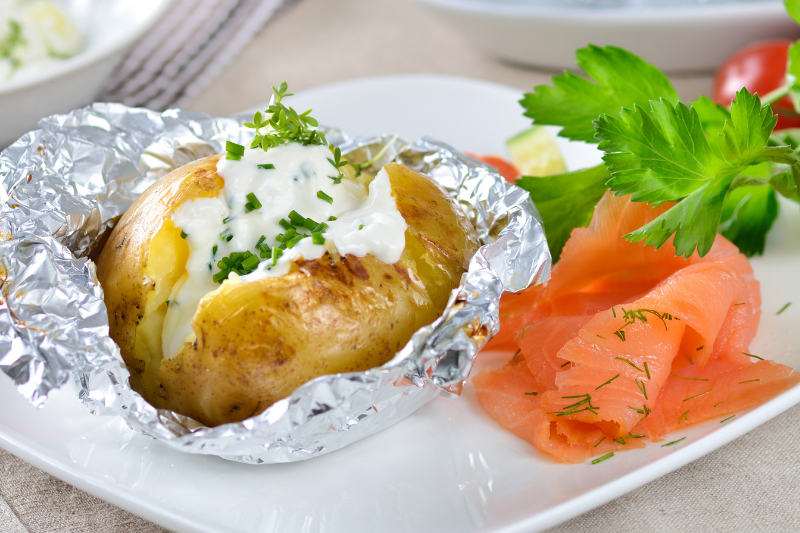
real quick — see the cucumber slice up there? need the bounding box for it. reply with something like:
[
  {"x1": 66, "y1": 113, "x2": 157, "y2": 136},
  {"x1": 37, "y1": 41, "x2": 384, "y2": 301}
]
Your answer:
[{"x1": 506, "y1": 126, "x2": 568, "y2": 177}]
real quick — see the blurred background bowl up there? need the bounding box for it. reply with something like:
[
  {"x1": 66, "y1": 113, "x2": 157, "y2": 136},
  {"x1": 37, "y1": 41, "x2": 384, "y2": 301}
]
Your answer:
[
  {"x1": 413, "y1": 0, "x2": 799, "y2": 74},
  {"x1": 0, "y1": 0, "x2": 171, "y2": 148}
]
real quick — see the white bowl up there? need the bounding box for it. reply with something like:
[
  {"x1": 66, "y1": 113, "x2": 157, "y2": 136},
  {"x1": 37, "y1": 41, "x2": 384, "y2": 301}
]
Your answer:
[
  {"x1": 0, "y1": 0, "x2": 171, "y2": 148},
  {"x1": 413, "y1": 0, "x2": 800, "y2": 74}
]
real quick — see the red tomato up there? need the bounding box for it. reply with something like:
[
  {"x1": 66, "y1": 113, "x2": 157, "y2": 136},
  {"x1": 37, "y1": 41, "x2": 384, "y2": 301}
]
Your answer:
[
  {"x1": 467, "y1": 153, "x2": 520, "y2": 184},
  {"x1": 713, "y1": 39, "x2": 800, "y2": 130}
]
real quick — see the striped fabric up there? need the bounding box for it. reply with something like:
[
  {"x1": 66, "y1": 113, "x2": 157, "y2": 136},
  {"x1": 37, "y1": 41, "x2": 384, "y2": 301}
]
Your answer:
[{"x1": 98, "y1": 0, "x2": 292, "y2": 110}]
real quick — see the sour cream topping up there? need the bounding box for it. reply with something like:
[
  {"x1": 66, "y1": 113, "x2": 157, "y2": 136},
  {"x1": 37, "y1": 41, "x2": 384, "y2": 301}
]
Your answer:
[{"x1": 161, "y1": 143, "x2": 408, "y2": 359}]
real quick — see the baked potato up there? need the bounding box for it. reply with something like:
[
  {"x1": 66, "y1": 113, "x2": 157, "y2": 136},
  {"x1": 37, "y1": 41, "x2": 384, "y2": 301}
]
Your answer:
[{"x1": 96, "y1": 155, "x2": 478, "y2": 427}]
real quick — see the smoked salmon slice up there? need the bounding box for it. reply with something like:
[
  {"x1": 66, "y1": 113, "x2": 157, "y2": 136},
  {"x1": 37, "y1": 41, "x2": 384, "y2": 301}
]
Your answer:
[{"x1": 475, "y1": 193, "x2": 799, "y2": 463}]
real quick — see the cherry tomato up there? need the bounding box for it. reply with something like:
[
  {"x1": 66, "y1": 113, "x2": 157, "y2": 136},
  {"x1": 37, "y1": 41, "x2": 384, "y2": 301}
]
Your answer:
[
  {"x1": 713, "y1": 39, "x2": 800, "y2": 130},
  {"x1": 467, "y1": 153, "x2": 520, "y2": 183}
]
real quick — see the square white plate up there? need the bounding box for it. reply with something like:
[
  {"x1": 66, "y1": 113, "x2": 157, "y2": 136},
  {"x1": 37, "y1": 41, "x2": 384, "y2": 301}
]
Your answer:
[{"x1": 0, "y1": 75, "x2": 798, "y2": 533}]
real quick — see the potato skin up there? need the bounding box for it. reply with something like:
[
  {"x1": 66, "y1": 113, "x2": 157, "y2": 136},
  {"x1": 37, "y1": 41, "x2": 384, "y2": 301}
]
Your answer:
[{"x1": 96, "y1": 157, "x2": 478, "y2": 427}]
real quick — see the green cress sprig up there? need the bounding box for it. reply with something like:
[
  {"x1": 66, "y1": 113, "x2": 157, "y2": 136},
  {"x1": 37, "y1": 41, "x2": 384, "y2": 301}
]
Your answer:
[{"x1": 518, "y1": 41, "x2": 800, "y2": 261}]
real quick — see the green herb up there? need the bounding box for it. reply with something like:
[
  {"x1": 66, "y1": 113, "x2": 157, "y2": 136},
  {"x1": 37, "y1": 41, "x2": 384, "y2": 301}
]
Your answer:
[
  {"x1": 615, "y1": 356, "x2": 644, "y2": 373},
  {"x1": 286, "y1": 234, "x2": 306, "y2": 248},
  {"x1": 613, "y1": 308, "x2": 676, "y2": 341},
  {"x1": 288, "y1": 210, "x2": 305, "y2": 227},
  {"x1": 524, "y1": 392, "x2": 538, "y2": 396},
  {"x1": 213, "y1": 250, "x2": 261, "y2": 283},
  {"x1": 661, "y1": 437, "x2": 686, "y2": 447},
  {"x1": 595, "y1": 374, "x2": 619, "y2": 390},
  {"x1": 346, "y1": 134, "x2": 400, "y2": 177},
  {"x1": 671, "y1": 373, "x2": 709, "y2": 381},
  {"x1": 225, "y1": 141, "x2": 245, "y2": 161},
  {"x1": 212, "y1": 244, "x2": 218, "y2": 257},
  {"x1": 166, "y1": 299, "x2": 172, "y2": 307},
  {"x1": 592, "y1": 452, "x2": 614, "y2": 465},
  {"x1": 302, "y1": 217, "x2": 319, "y2": 231},
  {"x1": 547, "y1": 394, "x2": 600, "y2": 417},
  {"x1": 279, "y1": 219, "x2": 293, "y2": 230},
  {"x1": 597, "y1": 334, "x2": 606, "y2": 339},
  {"x1": 628, "y1": 405, "x2": 644, "y2": 414},
  {"x1": 644, "y1": 361, "x2": 651, "y2": 380},
  {"x1": 635, "y1": 404, "x2": 652, "y2": 427},
  {"x1": 560, "y1": 361, "x2": 571, "y2": 368},
  {"x1": 180, "y1": 230, "x2": 188, "y2": 239},
  {"x1": 317, "y1": 190, "x2": 333, "y2": 204},
  {"x1": 219, "y1": 228, "x2": 233, "y2": 242},
  {"x1": 328, "y1": 216, "x2": 337, "y2": 221},
  {"x1": 778, "y1": 302, "x2": 792, "y2": 315},
  {"x1": 739, "y1": 379, "x2": 761, "y2": 384},
  {"x1": 734, "y1": 302, "x2": 746, "y2": 306},
  {"x1": 594, "y1": 437, "x2": 605, "y2": 447},
  {"x1": 312, "y1": 222, "x2": 329, "y2": 233},
  {"x1": 697, "y1": 346, "x2": 704, "y2": 351},
  {"x1": 635, "y1": 379, "x2": 648, "y2": 400},
  {"x1": 245, "y1": 192, "x2": 262, "y2": 212},
  {"x1": 0, "y1": 20, "x2": 26, "y2": 71},
  {"x1": 244, "y1": 82, "x2": 326, "y2": 153},
  {"x1": 720, "y1": 415, "x2": 736, "y2": 424},
  {"x1": 257, "y1": 163, "x2": 275, "y2": 170},
  {"x1": 222, "y1": 216, "x2": 234, "y2": 224},
  {"x1": 683, "y1": 388, "x2": 714, "y2": 402},
  {"x1": 743, "y1": 352, "x2": 764, "y2": 361},
  {"x1": 678, "y1": 410, "x2": 690, "y2": 424},
  {"x1": 312, "y1": 232, "x2": 325, "y2": 245},
  {"x1": 714, "y1": 402, "x2": 725, "y2": 407},
  {"x1": 271, "y1": 246, "x2": 282, "y2": 266},
  {"x1": 614, "y1": 433, "x2": 645, "y2": 445},
  {"x1": 611, "y1": 307, "x2": 616, "y2": 318},
  {"x1": 328, "y1": 146, "x2": 348, "y2": 184},
  {"x1": 511, "y1": 349, "x2": 522, "y2": 362},
  {"x1": 359, "y1": 224, "x2": 364, "y2": 230},
  {"x1": 719, "y1": 183, "x2": 779, "y2": 256}
]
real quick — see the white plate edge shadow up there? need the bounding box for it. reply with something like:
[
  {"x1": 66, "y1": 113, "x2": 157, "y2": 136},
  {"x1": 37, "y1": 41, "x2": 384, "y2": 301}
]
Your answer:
[{"x1": 0, "y1": 74, "x2": 796, "y2": 533}]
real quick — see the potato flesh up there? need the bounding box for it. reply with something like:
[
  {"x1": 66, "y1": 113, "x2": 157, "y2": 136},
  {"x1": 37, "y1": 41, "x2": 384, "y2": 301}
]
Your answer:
[{"x1": 97, "y1": 158, "x2": 478, "y2": 427}]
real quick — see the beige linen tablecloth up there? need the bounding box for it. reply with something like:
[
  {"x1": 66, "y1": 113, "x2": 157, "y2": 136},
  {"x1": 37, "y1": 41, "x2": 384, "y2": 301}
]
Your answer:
[{"x1": 1, "y1": 0, "x2": 796, "y2": 531}]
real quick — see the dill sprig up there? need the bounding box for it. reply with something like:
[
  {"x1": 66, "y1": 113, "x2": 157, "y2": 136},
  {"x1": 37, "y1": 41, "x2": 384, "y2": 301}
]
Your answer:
[
  {"x1": 594, "y1": 437, "x2": 605, "y2": 447},
  {"x1": 615, "y1": 356, "x2": 645, "y2": 373},
  {"x1": 644, "y1": 361, "x2": 651, "y2": 380},
  {"x1": 739, "y1": 379, "x2": 761, "y2": 384},
  {"x1": 547, "y1": 394, "x2": 600, "y2": 417},
  {"x1": 661, "y1": 437, "x2": 686, "y2": 447},
  {"x1": 671, "y1": 373, "x2": 709, "y2": 381},
  {"x1": 743, "y1": 352, "x2": 764, "y2": 361},
  {"x1": 511, "y1": 349, "x2": 521, "y2": 362},
  {"x1": 613, "y1": 433, "x2": 645, "y2": 445},
  {"x1": 778, "y1": 302, "x2": 791, "y2": 315},
  {"x1": 678, "y1": 410, "x2": 689, "y2": 423},
  {"x1": 595, "y1": 374, "x2": 620, "y2": 391},
  {"x1": 612, "y1": 307, "x2": 677, "y2": 341},
  {"x1": 592, "y1": 452, "x2": 614, "y2": 465},
  {"x1": 525, "y1": 391, "x2": 539, "y2": 396},
  {"x1": 714, "y1": 402, "x2": 724, "y2": 407},
  {"x1": 635, "y1": 379, "x2": 648, "y2": 400},
  {"x1": 683, "y1": 388, "x2": 714, "y2": 402},
  {"x1": 720, "y1": 415, "x2": 736, "y2": 424},
  {"x1": 560, "y1": 361, "x2": 571, "y2": 368}
]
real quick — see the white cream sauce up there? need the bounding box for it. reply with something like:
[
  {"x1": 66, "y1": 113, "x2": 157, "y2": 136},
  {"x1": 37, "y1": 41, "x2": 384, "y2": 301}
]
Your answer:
[{"x1": 161, "y1": 143, "x2": 408, "y2": 359}]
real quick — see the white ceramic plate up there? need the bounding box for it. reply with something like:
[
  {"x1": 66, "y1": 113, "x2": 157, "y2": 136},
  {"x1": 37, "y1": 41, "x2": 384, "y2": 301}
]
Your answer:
[{"x1": 0, "y1": 75, "x2": 798, "y2": 533}]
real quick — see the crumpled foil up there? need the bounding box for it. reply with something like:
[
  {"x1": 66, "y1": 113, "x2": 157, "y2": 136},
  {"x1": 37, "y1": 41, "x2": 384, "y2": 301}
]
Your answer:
[{"x1": 0, "y1": 103, "x2": 550, "y2": 463}]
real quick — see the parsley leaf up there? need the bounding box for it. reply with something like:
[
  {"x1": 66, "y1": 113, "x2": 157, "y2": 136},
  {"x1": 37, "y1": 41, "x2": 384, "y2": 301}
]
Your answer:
[
  {"x1": 719, "y1": 184, "x2": 779, "y2": 256},
  {"x1": 516, "y1": 164, "x2": 610, "y2": 262},
  {"x1": 520, "y1": 45, "x2": 679, "y2": 143},
  {"x1": 597, "y1": 89, "x2": 795, "y2": 257}
]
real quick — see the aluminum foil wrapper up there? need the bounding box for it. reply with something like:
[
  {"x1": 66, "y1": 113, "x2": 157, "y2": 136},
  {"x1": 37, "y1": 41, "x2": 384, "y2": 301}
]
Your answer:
[{"x1": 0, "y1": 103, "x2": 550, "y2": 463}]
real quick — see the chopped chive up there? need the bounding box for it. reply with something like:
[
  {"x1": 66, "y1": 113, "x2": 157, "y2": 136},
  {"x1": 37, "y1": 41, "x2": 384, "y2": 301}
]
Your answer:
[
  {"x1": 671, "y1": 373, "x2": 709, "y2": 381},
  {"x1": 219, "y1": 228, "x2": 233, "y2": 242},
  {"x1": 225, "y1": 141, "x2": 245, "y2": 160},
  {"x1": 288, "y1": 210, "x2": 305, "y2": 226},
  {"x1": 661, "y1": 437, "x2": 686, "y2": 447},
  {"x1": 739, "y1": 379, "x2": 760, "y2": 384},
  {"x1": 678, "y1": 410, "x2": 689, "y2": 423},
  {"x1": 682, "y1": 388, "x2": 714, "y2": 402},
  {"x1": 592, "y1": 452, "x2": 614, "y2": 465},
  {"x1": 208, "y1": 262, "x2": 212, "y2": 271},
  {"x1": 241, "y1": 254, "x2": 259, "y2": 270},
  {"x1": 212, "y1": 244, "x2": 218, "y2": 257},
  {"x1": 223, "y1": 216, "x2": 234, "y2": 224},
  {"x1": 316, "y1": 190, "x2": 333, "y2": 204},
  {"x1": 279, "y1": 218, "x2": 293, "y2": 230},
  {"x1": 644, "y1": 361, "x2": 651, "y2": 380},
  {"x1": 511, "y1": 349, "x2": 521, "y2": 362},
  {"x1": 720, "y1": 415, "x2": 736, "y2": 424},
  {"x1": 595, "y1": 374, "x2": 619, "y2": 390},
  {"x1": 696, "y1": 345, "x2": 704, "y2": 351},
  {"x1": 271, "y1": 246, "x2": 282, "y2": 266},
  {"x1": 256, "y1": 235, "x2": 266, "y2": 247},
  {"x1": 734, "y1": 302, "x2": 746, "y2": 306},
  {"x1": 743, "y1": 352, "x2": 764, "y2": 361},
  {"x1": 286, "y1": 234, "x2": 306, "y2": 248},
  {"x1": 257, "y1": 163, "x2": 275, "y2": 170},
  {"x1": 594, "y1": 437, "x2": 605, "y2": 447},
  {"x1": 328, "y1": 215, "x2": 337, "y2": 221},
  {"x1": 778, "y1": 302, "x2": 791, "y2": 315},
  {"x1": 180, "y1": 230, "x2": 188, "y2": 239},
  {"x1": 714, "y1": 402, "x2": 725, "y2": 407},
  {"x1": 302, "y1": 217, "x2": 319, "y2": 231},
  {"x1": 615, "y1": 357, "x2": 644, "y2": 372},
  {"x1": 597, "y1": 334, "x2": 606, "y2": 339},
  {"x1": 560, "y1": 361, "x2": 571, "y2": 368},
  {"x1": 245, "y1": 192, "x2": 262, "y2": 212},
  {"x1": 359, "y1": 224, "x2": 364, "y2": 230},
  {"x1": 524, "y1": 392, "x2": 538, "y2": 396},
  {"x1": 312, "y1": 232, "x2": 325, "y2": 245}
]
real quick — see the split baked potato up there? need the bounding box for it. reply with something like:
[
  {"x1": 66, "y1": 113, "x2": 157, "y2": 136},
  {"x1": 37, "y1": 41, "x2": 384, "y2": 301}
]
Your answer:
[{"x1": 96, "y1": 156, "x2": 478, "y2": 427}]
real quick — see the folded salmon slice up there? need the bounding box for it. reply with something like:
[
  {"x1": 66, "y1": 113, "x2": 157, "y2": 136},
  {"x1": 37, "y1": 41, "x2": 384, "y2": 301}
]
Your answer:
[{"x1": 475, "y1": 193, "x2": 799, "y2": 463}]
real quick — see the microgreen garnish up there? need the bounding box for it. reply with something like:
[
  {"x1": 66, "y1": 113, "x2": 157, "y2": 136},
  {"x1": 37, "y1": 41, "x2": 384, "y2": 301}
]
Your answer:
[
  {"x1": 180, "y1": 230, "x2": 188, "y2": 239},
  {"x1": 245, "y1": 192, "x2": 262, "y2": 212},
  {"x1": 595, "y1": 374, "x2": 619, "y2": 390},
  {"x1": 226, "y1": 141, "x2": 245, "y2": 161},
  {"x1": 778, "y1": 302, "x2": 792, "y2": 315},
  {"x1": 678, "y1": 410, "x2": 690, "y2": 423},
  {"x1": 524, "y1": 392, "x2": 538, "y2": 396},
  {"x1": 245, "y1": 82, "x2": 325, "y2": 153},
  {"x1": 615, "y1": 357, "x2": 645, "y2": 373},
  {"x1": 743, "y1": 352, "x2": 765, "y2": 361},
  {"x1": 594, "y1": 437, "x2": 605, "y2": 447},
  {"x1": 635, "y1": 379, "x2": 648, "y2": 400},
  {"x1": 683, "y1": 388, "x2": 714, "y2": 402},
  {"x1": 671, "y1": 373, "x2": 709, "y2": 381},
  {"x1": 219, "y1": 228, "x2": 233, "y2": 242},
  {"x1": 317, "y1": 190, "x2": 333, "y2": 204},
  {"x1": 560, "y1": 361, "x2": 571, "y2": 368},
  {"x1": 661, "y1": 437, "x2": 686, "y2": 447},
  {"x1": 328, "y1": 146, "x2": 348, "y2": 184},
  {"x1": 592, "y1": 452, "x2": 614, "y2": 465},
  {"x1": 547, "y1": 394, "x2": 599, "y2": 417},
  {"x1": 739, "y1": 379, "x2": 761, "y2": 384},
  {"x1": 644, "y1": 362, "x2": 651, "y2": 380},
  {"x1": 720, "y1": 415, "x2": 736, "y2": 424},
  {"x1": 213, "y1": 250, "x2": 261, "y2": 283},
  {"x1": 257, "y1": 163, "x2": 275, "y2": 170}
]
